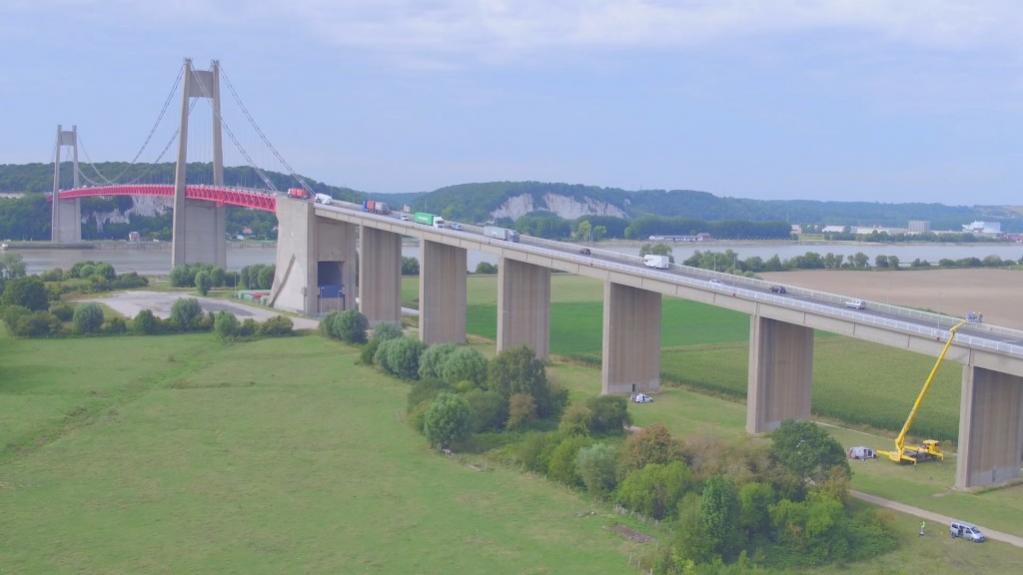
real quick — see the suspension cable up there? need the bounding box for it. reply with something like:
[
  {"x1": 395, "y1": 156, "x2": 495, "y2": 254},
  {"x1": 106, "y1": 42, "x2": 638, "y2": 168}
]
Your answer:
[{"x1": 220, "y1": 64, "x2": 311, "y2": 193}]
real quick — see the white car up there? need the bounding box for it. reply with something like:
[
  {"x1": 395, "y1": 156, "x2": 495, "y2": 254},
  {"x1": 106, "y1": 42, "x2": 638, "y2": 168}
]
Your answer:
[
  {"x1": 633, "y1": 393, "x2": 653, "y2": 404},
  {"x1": 399, "y1": 213, "x2": 410, "y2": 221},
  {"x1": 449, "y1": 222, "x2": 463, "y2": 231},
  {"x1": 844, "y1": 299, "x2": 866, "y2": 310}
]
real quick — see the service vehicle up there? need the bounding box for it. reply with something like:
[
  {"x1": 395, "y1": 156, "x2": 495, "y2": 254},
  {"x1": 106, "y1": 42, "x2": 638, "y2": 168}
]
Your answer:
[
  {"x1": 413, "y1": 212, "x2": 446, "y2": 228},
  {"x1": 362, "y1": 199, "x2": 390, "y2": 214},
  {"x1": 949, "y1": 521, "x2": 986, "y2": 542},
  {"x1": 643, "y1": 254, "x2": 671, "y2": 269},
  {"x1": 847, "y1": 446, "x2": 876, "y2": 460},
  {"x1": 314, "y1": 193, "x2": 333, "y2": 205},
  {"x1": 633, "y1": 393, "x2": 653, "y2": 404},
  {"x1": 484, "y1": 225, "x2": 520, "y2": 242},
  {"x1": 878, "y1": 320, "x2": 967, "y2": 464},
  {"x1": 287, "y1": 187, "x2": 310, "y2": 199},
  {"x1": 844, "y1": 299, "x2": 866, "y2": 310}
]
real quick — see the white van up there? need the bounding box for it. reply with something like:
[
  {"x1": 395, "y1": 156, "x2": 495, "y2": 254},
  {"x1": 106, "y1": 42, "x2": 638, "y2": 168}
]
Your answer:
[
  {"x1": 643, "y1": 254, "x2": 671, "y2": 269},
  {"x1": 847, "y1": 446, "x2": 876, "y2": 460},
  {"x1": 949, "y1": 521, "x2": 985, "y2": 542}
]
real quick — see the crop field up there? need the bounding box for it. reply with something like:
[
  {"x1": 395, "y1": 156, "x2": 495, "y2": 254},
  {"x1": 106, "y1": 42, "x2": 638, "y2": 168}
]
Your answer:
[
  {"x1": 404, "y1": 275, "x2": 964, "y2": 439},
  {"x1": 0, "y1": 329, "x2": 649, "y2": 574}
]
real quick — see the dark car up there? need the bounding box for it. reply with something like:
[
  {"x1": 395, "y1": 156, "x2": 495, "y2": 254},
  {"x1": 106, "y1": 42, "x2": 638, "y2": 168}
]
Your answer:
[
  {"x1": 578, "y1": 248, "x2": 591, "y2": 255},
  {"x1": 770, "y1": 285, "x2": 787, "y2": 294}
]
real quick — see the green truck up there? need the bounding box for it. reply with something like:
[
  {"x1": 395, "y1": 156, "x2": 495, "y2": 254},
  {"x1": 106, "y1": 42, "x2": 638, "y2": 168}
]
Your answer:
[{"x1": 413, "y1": 212, "x2": 446, "y2": 228}]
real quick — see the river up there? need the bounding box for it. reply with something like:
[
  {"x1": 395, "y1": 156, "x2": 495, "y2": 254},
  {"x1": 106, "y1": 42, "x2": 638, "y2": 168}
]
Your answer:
[{"x1": 6, "y1": 240, "x2": 1021, "y2": 275}]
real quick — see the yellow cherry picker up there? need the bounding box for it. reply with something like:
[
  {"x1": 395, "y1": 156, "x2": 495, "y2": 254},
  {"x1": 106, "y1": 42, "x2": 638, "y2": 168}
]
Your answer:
[{"x1": 878, "y1": 320, "x2": 967, "y2": 464}]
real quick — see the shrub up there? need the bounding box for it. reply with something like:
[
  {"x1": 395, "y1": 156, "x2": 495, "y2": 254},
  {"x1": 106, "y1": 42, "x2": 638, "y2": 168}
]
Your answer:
[
  {"x1": 1, "y1": 277, "x2": 49, "y2": 311},
  {"x1": 132, "y1": 309, "x2": 159, "y2": 335},
  {"x1": 170, "y1": 298, "x2": 203, "y2": 330},
  {"x1": 474, "y1": 262, "x2": 498, "y2": 274},
  {"x1": 576, "y1": 443, "x2": 619, "y2": 498},
  {"x1": 259, "y1": 315, "x2": 294, "y2": 337},
  {"x1": 104, "y1": 317, "x2": 127, "y2": 335},
  {"x1": 94, "y1": 263, "x2": 116, "y2": 280},
  {"x1": 333, "y1": 310, "x2": 369, "y2": 343},
  {"x1": 374, "y1": 338, "x2": 399, "y2": 373},
  {"x1": 615, "y1": 461, "x2": 693, "y2": 520},
  {"x1": 13, "y1": 311, "x2": 62, "y2": 338},
  {"x1": 72, "y1": 303, "x2": 105, "y2": 335},
  {"x1": 440, "y1": 346, "x2": 487, "y2": 386},
  {"x1": 407, "y1": 378, "x2": 452, "y2": 413},
  {"x1": 360, "y1": 337, "x2": 381, "y2": 365},
  {"x1": 487, "y1": 346, "x2": 562, "y2": 418},
  {"x1": 39, "y1": 268, "x2": 64, "y2": 282},
  {"x1": 418, "y1": 343, "x2": 457, "y2": 379},
  {"x1": 699, "y1": 475, "x2": 741, "y2": 561},
  {"x1": 49, "y1": 301, "x2": 75, "y2": 321},
  {"x1": 558, "y1": 404, "x2": 593, "y2": 436},
  {"x1": 585, "y1": 395, "x2": 631, "y2": 435},
  {"x1": 738, "y1": 482, "x2": 776, "y2": 540},
  {"x1": 169, "y1": 265, "x2": 197, "y2": 287},
  {"x1": 320, "y1": 311, "x2": 340, "y2": 338},
  {"x1": 423, "y1": 392, "x2": 472, "y2": 449},
  {"x1": 1, "y1": 305, "x2": 31, "y2": 330},
  {"x1": 506, "y1": 393, "x2": 537, "y2": 430},
  {"x1": 620, "y1": 423, "x2": 684, "y2": 472},
  {"x1": 380, "y1": 337, "x2": 425, "y2": 379},
  {"x1": 239, "y1": 318, "x2": 258, "y2": 337},
  {"x1": 214, "y1": 311, "x2": 240, "y2": 341},
  {"x1": 111, "y1": 272, "x2": 148, "y2": 289},
  {"x1": 401, "y1": 256, "x2": 419, "y2": 275},
  {"x1": 464, "y1": 389, "x2": 508, "y2": 432},
  {"x1": 372, "y1": 322, "x2": 404, "y2": 341},
  {"x1": 209, "y1": 267, "x2": 226, "y2": 287},
  {"x1": 770, "y1": 420, "x2": 850, "y2": 484},
  {"x1": 194, "y1": 271, "x2": 212, "y2": 296},
  {"x1": 407, "y1": 400, "x2": 432, "y2": 434},
  {"x1": 516, "y1": 432, "x2": 561, "y2": 474},
  {"x1": 547, "y1": 435, "x2": 591, "y2": 488},
  {"x1": 256, "y1": 266, "x2": 275, "y2": 290}
]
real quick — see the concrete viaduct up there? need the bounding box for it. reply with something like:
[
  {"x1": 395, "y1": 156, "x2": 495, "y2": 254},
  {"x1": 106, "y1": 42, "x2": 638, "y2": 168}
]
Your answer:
[{"x1": 270, "y1": 196, "x2": 1023, "y2": 491}]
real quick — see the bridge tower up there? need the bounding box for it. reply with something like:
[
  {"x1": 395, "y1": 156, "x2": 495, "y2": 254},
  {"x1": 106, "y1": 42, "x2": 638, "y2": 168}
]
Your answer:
[
  {"x1": 171, "y1": 58, "x2": 227, "y2": 268},
  {"x1": 51, "y1": 124, "x2": 81, "y2": 243}
]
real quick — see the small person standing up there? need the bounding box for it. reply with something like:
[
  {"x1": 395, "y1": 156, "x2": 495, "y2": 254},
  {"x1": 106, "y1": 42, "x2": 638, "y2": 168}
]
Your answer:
[{"x1": 919, "y1": 521, "x2": 926, "y2": 536}]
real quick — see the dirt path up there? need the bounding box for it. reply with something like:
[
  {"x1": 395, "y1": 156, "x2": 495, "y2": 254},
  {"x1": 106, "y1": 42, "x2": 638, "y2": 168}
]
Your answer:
[
  {"x1": 851, "y1": 490, "x2": 1023, "y2": 549},
  {"x1": 761, "y1": 268, "x2": 1023, "y2": 330}
]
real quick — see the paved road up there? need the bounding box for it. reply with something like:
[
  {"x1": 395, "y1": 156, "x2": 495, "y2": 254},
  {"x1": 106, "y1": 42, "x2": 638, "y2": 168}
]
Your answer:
[
  {"x1": 86, "y1": 291, "x2": 320, "y2": 330},
  {"x1": 851, "y1": 490, "x2": 1023, "y2": 549}
]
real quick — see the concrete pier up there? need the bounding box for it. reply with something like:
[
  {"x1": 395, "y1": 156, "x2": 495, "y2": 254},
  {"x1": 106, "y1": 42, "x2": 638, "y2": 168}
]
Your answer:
[
  {"x1": 418, "y1": 240, "x2": 466, "y2": 345},
  {"x1": 955, "y1": 365, "x2": 1023, "y2": 489},
  {"x1": 53, "y1": 198, "x2": 82, "y2": 243},
  {"x1": 174, "y1": 200, "x2": 227, "y2": 268},
  {"x1": 270, "y1": 198, "x2": 357, "y2": 316},
  {"x1": 601, "y1": 282, "x2": 661, "y2": 395},
  {"x1": 359, "y1": 227, "x2": 403, "y2": 325},
  {"x1": 497, "y1": 258, "x2": 551, "y2": 358},
  {"x1": 746, "y1": 315, "x2": 814, "y2": 434}
]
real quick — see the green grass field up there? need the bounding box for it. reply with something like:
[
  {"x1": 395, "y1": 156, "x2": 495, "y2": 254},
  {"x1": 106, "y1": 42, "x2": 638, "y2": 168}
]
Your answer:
[
  {"x1": 0, "y1": 330, "x2": 651, "y2": 574},
  {"x1": 5, "y1": 327, "x2": 1022, "y2": 574},
  {"x1": 406, "y1": 275, "x2": 964, "y2": 439}
]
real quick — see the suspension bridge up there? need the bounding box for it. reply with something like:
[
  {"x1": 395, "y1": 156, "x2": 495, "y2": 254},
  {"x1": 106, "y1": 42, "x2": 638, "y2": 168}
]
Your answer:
[{"x1": 49, "y1": 58, "x2": 308, "y2": 266}]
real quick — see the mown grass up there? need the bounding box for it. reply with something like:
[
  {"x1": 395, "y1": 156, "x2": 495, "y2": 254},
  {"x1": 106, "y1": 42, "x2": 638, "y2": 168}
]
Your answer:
[{"x1": 0, "y1": 330, "x2": 651, "y2": 574}]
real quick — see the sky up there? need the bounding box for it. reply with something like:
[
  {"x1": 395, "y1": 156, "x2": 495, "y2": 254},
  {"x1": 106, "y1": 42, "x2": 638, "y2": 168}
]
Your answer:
[{"x1": 2, "y1": 0, "x2": 1021, "y2": 205}]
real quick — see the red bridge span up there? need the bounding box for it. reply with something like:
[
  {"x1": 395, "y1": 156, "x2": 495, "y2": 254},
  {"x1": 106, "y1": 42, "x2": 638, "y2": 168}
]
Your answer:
[{"x1": 56, "y1": 184, "x2": 277, "y2": 213}]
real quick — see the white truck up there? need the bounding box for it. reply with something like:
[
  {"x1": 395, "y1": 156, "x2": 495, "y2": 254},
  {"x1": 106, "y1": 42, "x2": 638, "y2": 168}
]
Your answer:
[
  {"x1": 643, "y1": 254, "x2": 671, "y2": 269},
  {"x1": 484, "y1": 225, "x2": 520, "y2": 242}
]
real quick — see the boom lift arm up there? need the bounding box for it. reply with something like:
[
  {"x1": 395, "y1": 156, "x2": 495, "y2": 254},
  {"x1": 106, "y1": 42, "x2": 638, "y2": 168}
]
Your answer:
[{"x1": 879, "y1": 320, "x2": 967, "y2": 464}]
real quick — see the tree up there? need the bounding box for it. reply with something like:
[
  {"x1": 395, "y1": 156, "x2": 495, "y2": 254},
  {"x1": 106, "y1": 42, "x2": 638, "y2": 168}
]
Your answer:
[
  {"x1": 0, "y1": 253, "x2": 27, "y2": 294},
  {"x1": 572, "y1": 220, "x2": 591, "y2": 241},
  {"x1": 256, "y1": 266, "x2": 275, "y2": 290},
  {"x1": 700, "y1": 475, "x2": 741, "y2": 560},
  {"x1": 423, "y1": 392, "x2": 471, "y2": 449},
  {"x1": 506, "y1": 393, "x2": 537, "y2": 430},
  {"x1": 592, "y1": 225, "x2": 608, "y2": 241},
  {"x1": 487, "y1": 346, "x2": 560, "y2": 418},
  {"x1": 333, "y1": 310, "x2": 369, "y2": 343},
  {"x1": 575, "y1": 443, "x2": 619, "y2": 498},
  {"x1": 170, "y1": 298, "x2": 203, "y2": 330},
  {"x1": 887, "y1": 255, "x2": 900, "y2": 270},
  {"x1": 558, "y1": 404, "x2": 593, "y2": 436},
  {"x1": 615, "y1": 461, "x2": 693, "y2": 520},
  {"x1": 209, "y1": 267, "x2": 226, "y2": 287},
  {"x1": 640, "y1": 243, "x2": 674, "y2": 260},
  {"x1": 194, "y1": 271, "x2": 212, "y2": 296},
  {"x1": 738, "y1": 481, "x2": 776, "y2": 540},
  {"x1": 464, "y1": 388, "x2": 508, "y2": 432},
  {"x1": 620, "y1": 423, "x2": 684, "y2": 471},
  {"x1": 547, "y1": 436, "x2": 590, "y2": 488},
  {"x1": 851, "y1": 252, "x2": 870, "y2": 269},
  {"x1": 418, "y1": 343, "x2": 458, "y2": 379},
  {"x1": 214, "y1": 311, "x2": 240, "y2": 341},
  {"x1": 874, "y1": 254, "x2": 889, "y2": 269},
  {"x1": 585, "y1": 395, "x2": 631, "y2": 435},
  {"x1": 474, "y1": 262, "x2": 498, "y2": 274},
  {"x1": 441, "y1": 347, "x2": 488, "y2": 386},
  {"x1": 72, "y1": 303, "x2": 104, "y2": 335},
  {"x1": 259, "y1": 315, "x2": 293, "y2": 336},
  {"x1": 1, "y1": 276, "x2": 48, "y2": 311},
  {"x1": 770, "y1": 420, "x2": 850, "y2": 484}
]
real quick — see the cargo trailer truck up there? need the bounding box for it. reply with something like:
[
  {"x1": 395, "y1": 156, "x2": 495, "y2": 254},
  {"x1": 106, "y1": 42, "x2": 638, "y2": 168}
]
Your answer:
[
  {"x1": 414, "y1": 212, "x2": 446, "y2": 228},
  {"x1": 643, "y1": 254, "x2": 671, "y2": 269},
  {"x1": 484, "y1": 225, "x2": 520, "y2": 242}
]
